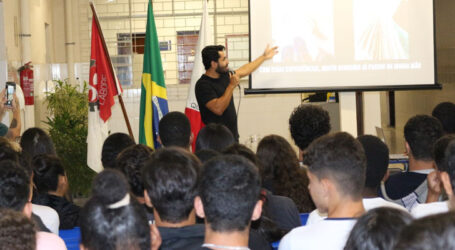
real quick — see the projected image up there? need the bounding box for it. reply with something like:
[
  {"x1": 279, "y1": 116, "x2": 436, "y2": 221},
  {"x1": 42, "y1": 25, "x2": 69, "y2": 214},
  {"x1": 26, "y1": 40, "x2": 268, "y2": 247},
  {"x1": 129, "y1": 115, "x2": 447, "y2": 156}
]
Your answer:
[
  {"x1": 270, "y1": 0, "x2": 334, "y2": 63},
  {"x1": 354, "y1": 0, "x2": 409, "y2": 60}
]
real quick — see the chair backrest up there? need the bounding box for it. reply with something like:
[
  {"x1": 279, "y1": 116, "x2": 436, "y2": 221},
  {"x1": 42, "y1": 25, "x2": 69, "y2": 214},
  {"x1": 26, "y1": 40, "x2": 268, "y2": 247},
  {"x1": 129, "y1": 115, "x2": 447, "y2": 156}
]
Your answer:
[{"x1": 59, "y1": 227, "x2": 81, "y2": 250}]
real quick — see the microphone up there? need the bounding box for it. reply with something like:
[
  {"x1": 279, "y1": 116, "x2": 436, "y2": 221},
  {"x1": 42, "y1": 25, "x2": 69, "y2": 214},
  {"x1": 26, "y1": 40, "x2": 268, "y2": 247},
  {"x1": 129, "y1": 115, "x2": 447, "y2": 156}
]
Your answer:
[{"x1": 229, "y1": 71, "x2": 240, "y2": 89}]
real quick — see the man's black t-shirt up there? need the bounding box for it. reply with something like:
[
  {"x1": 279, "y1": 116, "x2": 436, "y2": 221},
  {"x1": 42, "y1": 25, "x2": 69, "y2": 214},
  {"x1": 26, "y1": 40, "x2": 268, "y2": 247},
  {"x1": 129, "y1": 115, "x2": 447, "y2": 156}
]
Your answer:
[{"x1": 195, "y1": 73, "x2": 239, "y2": 140}]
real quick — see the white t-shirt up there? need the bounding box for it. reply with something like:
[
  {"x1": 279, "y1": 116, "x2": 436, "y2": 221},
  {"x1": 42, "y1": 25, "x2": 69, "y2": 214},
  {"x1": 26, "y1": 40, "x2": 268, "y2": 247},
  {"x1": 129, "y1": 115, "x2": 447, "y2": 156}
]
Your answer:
[
  {"x1": 278, "y1": 219, "x2": 356, "y2": 250},
  {"x1": 306, "y1": 197, "x2": 408, "y2": 225},
  {"x1": 32, "y1": 204, "x2": 60, "y2": 234},
  {"x1": 411, "y1": 201, "x2": 450, "y2": 218},
  {"x1": 36, "y1": 231, "x2": 67, "y2": 250}
]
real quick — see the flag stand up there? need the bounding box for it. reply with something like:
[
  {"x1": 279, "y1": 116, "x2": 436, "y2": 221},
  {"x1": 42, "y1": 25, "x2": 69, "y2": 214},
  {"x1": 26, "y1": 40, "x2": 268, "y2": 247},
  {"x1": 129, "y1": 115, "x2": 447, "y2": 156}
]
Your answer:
[{"x1": 89, "y1": 2, "x2": 134, "y2": 140}]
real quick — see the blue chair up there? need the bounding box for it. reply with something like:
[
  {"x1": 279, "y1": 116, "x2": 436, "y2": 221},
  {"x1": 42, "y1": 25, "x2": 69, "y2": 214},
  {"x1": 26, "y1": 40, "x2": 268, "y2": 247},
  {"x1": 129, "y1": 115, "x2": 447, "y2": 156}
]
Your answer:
[
  {"x1": 271, "y1": 213, "x2": 311, "y2": 249},
  {"x1": 59, "y1": 227, "x2": 81, "y2": 250}
]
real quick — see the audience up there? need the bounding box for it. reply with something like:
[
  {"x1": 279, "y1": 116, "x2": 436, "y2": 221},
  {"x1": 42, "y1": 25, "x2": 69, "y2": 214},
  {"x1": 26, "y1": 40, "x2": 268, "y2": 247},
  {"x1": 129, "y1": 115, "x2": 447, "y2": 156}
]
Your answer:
[
  {"x1": 0, "y1": 160, "x2": 66, "y2": 250},
  {"x1": 279, "y1": 132, "x2": 366, "y2": 250},
  {"x1": 195, "y1": 155, "x2": 262, "y2": 250},
  {"x1": 195, "y1": 123, "x2": 235, "y2": 152},
  {"x1": 380, "y1": 115, "x2": 443, "y2": 209},
  {"x1": 80, "y1": 169, "x2": 160, "y2": 250},
  {"x1": 101, "y1": 133, "x2": 135, "y2": 169},
  {"x1": 288, "y1": 104, "x2": 331, "y2": 161},
  {"x1": 20, "y1": 127, "x2": 56, "y2": 160},
  {"x1": 432, "y1": 101, "x2": 455, "y2": 134},
  {"x1": 343, "y1": 207, "x2": 413, "y2": 250},
  {"x1": 158, "y1": 111, "x2": 193, "y2": 150},
  {"x1": 31, "y1": 154, "x2": 80, "y2": 229},
  {"x1": 142, "y1": 147, "x2": 203, "y2": 249},
  {"x1": 0, "y1": 208, "x2": 36, "y2": 250},
  {"x1": 256, "y1": 135, "x2": 315, "y2": 213}
]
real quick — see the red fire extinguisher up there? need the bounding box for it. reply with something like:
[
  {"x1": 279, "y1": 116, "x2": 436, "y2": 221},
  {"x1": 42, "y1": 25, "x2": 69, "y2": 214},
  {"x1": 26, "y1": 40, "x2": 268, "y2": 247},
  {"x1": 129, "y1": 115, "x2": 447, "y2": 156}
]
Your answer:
[{"x1": 18, "y1": 62, "x2": 34, "y2": 105}]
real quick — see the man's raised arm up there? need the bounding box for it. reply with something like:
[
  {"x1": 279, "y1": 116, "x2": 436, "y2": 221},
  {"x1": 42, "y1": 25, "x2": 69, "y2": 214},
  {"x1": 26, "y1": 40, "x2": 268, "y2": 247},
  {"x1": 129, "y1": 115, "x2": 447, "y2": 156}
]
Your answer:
[{"x1": 235, "y1": 45, "x2": 278, "y2": 78}]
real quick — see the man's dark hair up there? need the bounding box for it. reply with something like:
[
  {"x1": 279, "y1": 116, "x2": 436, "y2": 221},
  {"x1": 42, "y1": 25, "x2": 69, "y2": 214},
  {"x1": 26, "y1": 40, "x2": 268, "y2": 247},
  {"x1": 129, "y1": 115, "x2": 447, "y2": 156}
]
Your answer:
[
  {"x1": 222, "y1": 143, "x2": 260, "y2": 167},
  {"x1": 344, "y1": 207, "x2": 412, "y2": 250},
  {"x1": 20, "y1": 127, "x2": 56, "y2": 160},
  {"x1": 357, "y1": 135, "x2": 389, "y2": 190},
  {"x1": 304, "y1": 132, "x2": 366, "y2": 199},
  {"x1": 404, "y1": 115, "x2": 443, "y2": 161},
  {"x1": 202, "y1": 45, "x2": 225, "y2": 70},
  {"x1": 0, "y1": 137, "x2": 20, "y2": 163},
  {"x1": 0, "y1": 161, "x2": 30, "y2": 211},
  {"x1": 0, "y1": 208, "x2": 36, "y2": 250},
  {"x1": 395, "y1": 211, "x2": 455, "y2": 250},
  {"x1": 443, "y1": 140, "x2": 455, "y2": 193},
  {"x1": 195, "y1": 124, "x2": 235, "y2": 152},
  {"x1": 199, "y1": 155, "x2": 261, "y2": 232},
  {"x1": 432, "y1": 102, "x2": 455, "y2": 134},
  {"x1": 289, "y1": 104, "x2": 331, "y2": 150},
  {"x1": 158, "y1": 111, "x2": 191, "y2": 148},
  {"x1": 142, "y1": 147, "x2": 201, "y2": 223},
  {"x1": 115, "y1": 144, "x2": 153, "y2": 198},
  {"x1": 433, "y1": 134, "x2": 455, "y2": 171},
  {"x1": 32, "y1": 154, "x2": 65, "y2": 193},
  {"x1": 195, "y1": 149, "x2": 221, "y2": 164},
  {"x1": 101, "y1": 133, "x2": 135, "y2": 169}
]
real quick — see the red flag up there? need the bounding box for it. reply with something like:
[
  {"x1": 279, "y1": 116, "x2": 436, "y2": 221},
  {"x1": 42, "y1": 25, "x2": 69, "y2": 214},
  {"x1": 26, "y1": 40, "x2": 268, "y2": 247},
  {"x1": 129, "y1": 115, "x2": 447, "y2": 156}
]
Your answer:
[{"x1": 88, "y1": 17, "x2": 122, "y2": 122}]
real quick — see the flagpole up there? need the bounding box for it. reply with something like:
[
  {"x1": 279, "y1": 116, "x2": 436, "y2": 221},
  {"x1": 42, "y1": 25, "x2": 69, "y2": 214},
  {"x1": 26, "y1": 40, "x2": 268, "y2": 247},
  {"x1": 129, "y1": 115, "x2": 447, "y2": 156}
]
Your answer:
[{"x1": 89, "y1": 2, "x2": 135, "y2": 140}]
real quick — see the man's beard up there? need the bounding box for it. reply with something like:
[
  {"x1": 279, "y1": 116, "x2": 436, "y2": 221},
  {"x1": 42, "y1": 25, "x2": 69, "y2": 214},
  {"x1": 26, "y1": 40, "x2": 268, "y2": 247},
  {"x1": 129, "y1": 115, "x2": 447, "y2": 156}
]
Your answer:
[{"x1": 215, "y1": 64, "x2": 229, "y2": 74}]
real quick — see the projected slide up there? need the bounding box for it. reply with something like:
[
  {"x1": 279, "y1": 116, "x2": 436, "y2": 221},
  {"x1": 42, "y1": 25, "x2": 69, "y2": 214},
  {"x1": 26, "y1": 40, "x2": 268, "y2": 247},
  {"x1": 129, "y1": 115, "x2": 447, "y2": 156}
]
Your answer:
[{"x1": 249, "y1": 0, "x2": 435, "y2": 91}]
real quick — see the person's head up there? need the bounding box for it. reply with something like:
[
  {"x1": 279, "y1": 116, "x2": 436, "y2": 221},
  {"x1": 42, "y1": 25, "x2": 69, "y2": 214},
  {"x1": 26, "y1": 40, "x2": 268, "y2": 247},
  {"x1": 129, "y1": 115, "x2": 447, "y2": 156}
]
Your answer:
[
  {"x1": 195, "y1": 155, "x2": 262, "y2": 233},
  {"x1": 80, "y1": 169, "x2": 151, "y2": 250},
  {"x1": 142, "y1": 147, "x2": 200, "y2": 224},
  {"x1": 357, "y1": 135, "x2": 389, "y2": 192},
  {"x1": 115, "y1": 144, "x2": 153, "y2": 199},
  {"x1": 432, "y1": 102, "x2": 455, "y2": 134},
  {"x1": 0, "y1": 161, "x2": 32, "y2": 217},
  {"x1": 404, "y1": 115, "x2": 443, "y2": 161},
  {"x1": 20, "y1": 127, "x2": 56, "y2": 160},
  {"x1": 440, "y1": 140, "x2": 455, "y2": 197},
  {"x1": 0, "y1": 208, "x2": 36, "y2": 250},
  {"x1": 195, "y1": 149, "x2": 221, "y2": 164},
  {"x1": 223, "y1": 143, "x2": 260, "y2": 167},
  {"x1": 303, "y1": 132, "x2": 366, "y2": 213},
  {"x1": 433, "y1": 134, "x2": 455, "y2": 171},
  {"x1": 195, "y1": 124, "x2": 235, "y2": 152},
  {"x1": 32, "y1": 154, "x2": 67, "y2": 195},
  {"x1": 101, "y1": 133, "x2": 135, "y2": 169},
  {"x1": 0, "y1": 137, "x2": 20, "y2": 163},
  {"x1": 343, "y1": 207, "x2": 413, "y2": 250},
  {"x1": 202, "y1": 45, "x2": 228, "y2": 73},
  {"x1": 395, "y1": 211, "x2": 455, "y2": 250},
  {"x1": 289, "y1": 104, "x2": 331, "y2": 151},
  {"x1": 158, "y1": 111, "x2": 192, "y2": 149}
]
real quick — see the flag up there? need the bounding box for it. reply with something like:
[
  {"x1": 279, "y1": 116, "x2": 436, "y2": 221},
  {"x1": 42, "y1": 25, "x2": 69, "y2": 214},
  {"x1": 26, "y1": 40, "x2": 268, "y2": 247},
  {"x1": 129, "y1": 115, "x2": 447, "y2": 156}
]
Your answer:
[
  {"x1": 87, "y1": 7, "x2": 122, "y2": 173},
  {"x1": 139, "y1": 1, "x2": 169, "y2": 150},
  {"x1": 185, "y1": 0, "x2": 213, "y2": 151}
]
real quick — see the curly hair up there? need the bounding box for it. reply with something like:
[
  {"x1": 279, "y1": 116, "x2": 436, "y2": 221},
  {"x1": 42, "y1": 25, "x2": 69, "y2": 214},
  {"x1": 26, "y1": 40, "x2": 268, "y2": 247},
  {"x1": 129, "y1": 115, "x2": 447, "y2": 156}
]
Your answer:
[
  {"x1": 289, "y1": 104, "x2": 331, "y2": 150},
  {"x1": 0, "y1": 208, "x2": 36, "y2": 250},
  {"x1": 256, "y1": 135, "x2": 315, "y2": 212}
]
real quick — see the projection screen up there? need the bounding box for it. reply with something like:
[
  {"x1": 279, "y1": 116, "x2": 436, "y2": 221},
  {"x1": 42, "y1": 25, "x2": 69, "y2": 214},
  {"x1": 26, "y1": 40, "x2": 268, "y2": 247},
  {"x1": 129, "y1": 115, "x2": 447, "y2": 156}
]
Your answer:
[{"x1": 247, "y1": 0, "x2": 438, "y2": 93}]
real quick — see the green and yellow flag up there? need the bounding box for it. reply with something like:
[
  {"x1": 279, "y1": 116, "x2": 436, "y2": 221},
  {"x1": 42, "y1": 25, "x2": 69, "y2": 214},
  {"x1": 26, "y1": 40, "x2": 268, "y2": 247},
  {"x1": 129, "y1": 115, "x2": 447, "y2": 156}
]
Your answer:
[{"x1": 139, "y1": 1, "x2": 168, "y2": 149}]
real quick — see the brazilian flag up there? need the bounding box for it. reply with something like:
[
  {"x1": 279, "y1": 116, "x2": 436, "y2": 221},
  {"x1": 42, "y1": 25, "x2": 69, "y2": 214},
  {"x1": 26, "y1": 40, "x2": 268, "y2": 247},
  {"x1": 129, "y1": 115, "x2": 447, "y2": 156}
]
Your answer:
[{"x1": 139, "y1": 1, "x2": 168, "y2": 149}]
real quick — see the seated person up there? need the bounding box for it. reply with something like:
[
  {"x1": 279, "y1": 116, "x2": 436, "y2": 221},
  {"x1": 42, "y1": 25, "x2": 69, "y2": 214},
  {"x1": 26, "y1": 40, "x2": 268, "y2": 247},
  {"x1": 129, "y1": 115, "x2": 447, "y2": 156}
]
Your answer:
[
  {"x1": 195, "y1": 155, "x2": 263, "y2": 250},
  {"x1": 20, "y1": 127, "x2": 56, "y2": 160},
  {"x1": 0, "y1": 208, "x2": 36, "y2": 250},
  {"x1": 279, "y1": 132, "x2": 366, "y2": 250},
  {"x1": 380, "y1": 115, "x2": 443, "y2": 209},
  {"x1": 80, "y1": 169, "x2": 160, "y2": 250},
  {"x1": 432, "y1": 101, "x2": 455, "y2": 134},
  {"x1": 195, "y1": 124, "x2": 235, "y2": 152},
  {"x1": 31, "y1": 154, "x2": 80, "y2": 229},
  {"x1": 142, "y1": 147, "x2": 204, "y2": 250},
  {"x1": 158, "y1": 111, "x2": 193, "y2": 150},
  {"x1": 343, "y1": 207, "x2": 413, "y2": 250},
  {"x1": 101, "y1": 132, "x2": 135, "y2": 169}
]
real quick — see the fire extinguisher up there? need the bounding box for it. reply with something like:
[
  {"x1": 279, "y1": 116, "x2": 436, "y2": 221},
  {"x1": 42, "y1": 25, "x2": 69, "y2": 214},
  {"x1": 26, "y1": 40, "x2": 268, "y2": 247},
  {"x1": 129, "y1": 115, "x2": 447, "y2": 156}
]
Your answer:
[{"x1": 18, "y1": 62, "x2": 34, "y2": 105}]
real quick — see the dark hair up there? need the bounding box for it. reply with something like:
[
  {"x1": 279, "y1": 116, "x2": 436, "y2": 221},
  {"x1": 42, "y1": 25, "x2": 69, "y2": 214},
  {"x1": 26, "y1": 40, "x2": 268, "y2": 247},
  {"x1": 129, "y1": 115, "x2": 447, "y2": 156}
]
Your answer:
[
  {"x1": 344, "y1": 207, "x2": 412, "y2": 250},
  {"x1": 289, "y1": 104, "x2": 331, "y2": 150},
  {"x1": 0, "y1": 137, "x2": 20, "y2": 163},
  {"x1": 444, "y1": 140, "x2": 455, "y2": 194},
  {"x1": 195, "y1": 149, "x2": 221, "y2": 164},
  {"x1": 304, "y1": 132, "x2": 366, "y2": 199},
  {"x1": 357, "y1": 135, "x2": 389, "y2": 190},
  {"x1": 404, "y1": 115, "x2": 443, "y2": 161},
  {"x1": 256, "y1": 135, "x2": 315, "y2": 212},
  {"x1": 395, "y1": 211, "x2": 455, "y2": 250},
  {"x1": 115, "y1": 144, "x2": 153, "y2": 198},
  {"x1": 223, "y1": 143, "x2": 260, "y2": 167},
  {"x1": 199, "y1": 155, "x2": 261, "y2": 232},
  {"x1": 433, "y1": 134, "x2": 455, "y2": 171},
  {"x1": 142, "y1": 147, "x2": 200, "y2": 223},
  {"x1": 101, "y1": 133, "x2": 135, "y2": 169},
  {"x1": 20, "y1": 127, "x2": 56, "y2": 159},
  {"x1": 32, "y1": 154, "x2": 65, "y2": 193},
  {"x1": 0, "y1": 208, "x2": 36, "y2": 250},
  {"x1": 0, "y1": 161, "x2": 30, "y2": 211},
  {"x1": 202, "y1": 45, "x2": 225, "y2": 70},
  {"x1": 158, "y1": 111, "x2": 191, "y2": 148},
  {"x1": 432, "y1": 102, "x2": 455, "y2": 134},
  {"x1": 80, "y1": 169, "x2": 151, "y2": 250},
  {"x1": 195, "y1": 124, "x2": 235, "y2": 152}
]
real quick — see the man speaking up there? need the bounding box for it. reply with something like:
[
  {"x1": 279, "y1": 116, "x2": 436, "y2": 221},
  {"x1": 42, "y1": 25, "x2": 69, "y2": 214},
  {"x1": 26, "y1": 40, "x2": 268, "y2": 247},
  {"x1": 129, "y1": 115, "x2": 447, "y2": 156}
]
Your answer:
[{"x1": 195, "y1": 45, "x2": 278, "y2": 141}]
